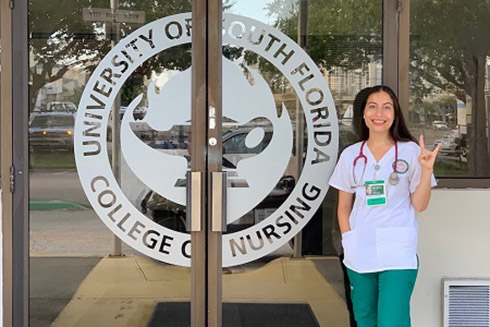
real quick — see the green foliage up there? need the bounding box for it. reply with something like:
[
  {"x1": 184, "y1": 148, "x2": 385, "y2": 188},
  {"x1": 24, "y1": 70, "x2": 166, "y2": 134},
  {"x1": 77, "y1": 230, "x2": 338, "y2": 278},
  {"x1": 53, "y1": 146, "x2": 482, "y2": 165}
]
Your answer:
[
  {"x1": 410, "y1": 0, "x2": 490, "y2": 175},
  {"x1": 434, "y1": 159, "x2": 468, "y2": 177},
  {"x1": 264, "y1": 0, "x2": 382, "y2": 70},
  {"x1": 410, "y1": 0, "x2": 490, "y2": 100},
  {"x1": 29, "y1": 152, "x2": 76, "y2": 170},
  {"x1": 420, "y1": 95, "x2": 457, "y2": 116},
  {"x1": 29, "y1": 0, "x2": 194, "y2": 110}
]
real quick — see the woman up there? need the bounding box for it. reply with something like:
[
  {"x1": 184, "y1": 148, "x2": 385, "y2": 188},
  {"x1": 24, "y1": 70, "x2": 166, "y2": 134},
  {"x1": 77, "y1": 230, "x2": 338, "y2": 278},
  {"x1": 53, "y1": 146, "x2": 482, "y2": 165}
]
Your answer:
[{"x1": 329, "y1": 85, "x2": 440, "y2": 327}]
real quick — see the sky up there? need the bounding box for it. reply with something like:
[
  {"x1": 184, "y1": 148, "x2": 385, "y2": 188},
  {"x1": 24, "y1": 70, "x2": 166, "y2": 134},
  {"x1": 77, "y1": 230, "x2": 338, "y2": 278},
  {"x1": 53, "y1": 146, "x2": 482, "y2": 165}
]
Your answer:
[{"x1": 226, "y1": 0, "x2": 275, "y2": 24}]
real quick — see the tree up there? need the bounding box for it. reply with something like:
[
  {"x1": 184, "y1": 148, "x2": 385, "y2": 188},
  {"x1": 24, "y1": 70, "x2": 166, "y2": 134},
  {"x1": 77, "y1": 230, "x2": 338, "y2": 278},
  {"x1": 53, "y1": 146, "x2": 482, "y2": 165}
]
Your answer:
[
  {"x1": 29, "y1": 0, "x2": 241, "y2": 110},
  {"x1": 267, "y1": 0, "x2": 490, "y2": 176},
  {"x1": 30, "y1": 0, "x2": 109, "y2": 111},
  {"x1": 411, "y1": 0, "x2": 490, "y2": 176},
  {"x1": 29, "y1": 0, "x2": 194, "y2": 110},
  {"x1": 266, "y1": 0, "x2": 382, "y2": 71},
  {"x1": 243, "y1": 0, "x2": 382, "y2": 120}
]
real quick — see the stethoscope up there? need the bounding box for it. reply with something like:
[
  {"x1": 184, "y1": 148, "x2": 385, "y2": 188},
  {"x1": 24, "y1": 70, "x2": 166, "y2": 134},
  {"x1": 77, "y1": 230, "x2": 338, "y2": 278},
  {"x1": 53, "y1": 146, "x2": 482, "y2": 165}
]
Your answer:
[{"x1": 353, "y1": 140, "x2": 399, "y2": 186}]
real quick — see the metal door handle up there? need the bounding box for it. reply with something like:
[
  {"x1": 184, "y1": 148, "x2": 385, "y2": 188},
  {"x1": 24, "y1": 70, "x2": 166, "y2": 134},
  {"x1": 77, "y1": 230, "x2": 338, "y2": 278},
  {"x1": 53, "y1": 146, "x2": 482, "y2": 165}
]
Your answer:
[
  {"x1": 211, "y1": 172, "x2": 227, "y2": 232},
  {"x1": 186, "y1": 171, "x2": 203, "y2": 232}
]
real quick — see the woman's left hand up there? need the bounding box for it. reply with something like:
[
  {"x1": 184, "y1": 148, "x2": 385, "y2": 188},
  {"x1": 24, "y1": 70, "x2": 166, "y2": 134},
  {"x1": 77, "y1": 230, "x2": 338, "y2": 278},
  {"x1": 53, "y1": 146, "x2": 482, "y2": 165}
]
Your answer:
[{"x1": 418, "y1": 134, "x2": 441, "y2": 170}]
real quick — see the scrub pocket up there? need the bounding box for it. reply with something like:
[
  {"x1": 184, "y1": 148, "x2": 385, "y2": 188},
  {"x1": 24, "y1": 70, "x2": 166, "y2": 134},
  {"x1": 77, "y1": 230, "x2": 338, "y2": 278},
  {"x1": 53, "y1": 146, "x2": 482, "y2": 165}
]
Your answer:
[
  {"x1": 342, "y1": 230, "x2": 359, "y2": 268},
  {"x1": 376, "y1": 227, "x2": 417, "y2": 267},
  {"x1": 342, "y1": 230, "x2": 372, "y2": 271}
]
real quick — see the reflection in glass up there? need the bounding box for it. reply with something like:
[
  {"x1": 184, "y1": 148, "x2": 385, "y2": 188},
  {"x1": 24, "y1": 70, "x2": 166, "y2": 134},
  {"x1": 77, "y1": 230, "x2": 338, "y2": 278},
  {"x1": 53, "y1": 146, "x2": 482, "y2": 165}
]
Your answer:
[
  {"x1": 222, "y1": 0, "x2": 382, "y2": 252},
  {"x1": 29, "y1": 1, "x2": 193, "y2": 326},
  {"x1": 410, "y1": 0, "x2": 490, "y2": 177},
  {"x1": 221, "y1": 1, "x2": 382, "y2": 326}
]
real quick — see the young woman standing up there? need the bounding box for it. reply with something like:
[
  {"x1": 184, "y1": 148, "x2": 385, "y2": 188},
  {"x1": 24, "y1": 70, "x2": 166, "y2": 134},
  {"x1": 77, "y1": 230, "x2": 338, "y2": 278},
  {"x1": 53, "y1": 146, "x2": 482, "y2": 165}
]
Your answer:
[{"x1": 329, "y1": 85, "x2": 441, "y2": 327}]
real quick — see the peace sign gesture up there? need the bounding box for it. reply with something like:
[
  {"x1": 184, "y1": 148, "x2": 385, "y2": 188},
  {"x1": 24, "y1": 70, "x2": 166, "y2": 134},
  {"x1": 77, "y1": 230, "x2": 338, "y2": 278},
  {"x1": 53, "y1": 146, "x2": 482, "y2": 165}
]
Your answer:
[{"x1": 418, "y1": 134, "x2": 441, "y2": 170}]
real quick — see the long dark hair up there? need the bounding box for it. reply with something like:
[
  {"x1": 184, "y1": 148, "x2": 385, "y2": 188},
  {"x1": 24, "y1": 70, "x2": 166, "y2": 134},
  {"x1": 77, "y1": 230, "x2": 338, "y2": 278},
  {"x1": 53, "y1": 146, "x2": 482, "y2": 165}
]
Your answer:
[{"x1": 353, "y1": 85, "x2": 416, "y2": 143}]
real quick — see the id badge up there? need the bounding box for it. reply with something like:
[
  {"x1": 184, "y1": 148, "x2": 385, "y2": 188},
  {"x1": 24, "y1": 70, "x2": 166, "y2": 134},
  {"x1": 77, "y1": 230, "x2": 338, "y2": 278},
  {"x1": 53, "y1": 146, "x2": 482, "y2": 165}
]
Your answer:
[{"x1": 365, "y1": 180, "x2": 387, "y2": 207}]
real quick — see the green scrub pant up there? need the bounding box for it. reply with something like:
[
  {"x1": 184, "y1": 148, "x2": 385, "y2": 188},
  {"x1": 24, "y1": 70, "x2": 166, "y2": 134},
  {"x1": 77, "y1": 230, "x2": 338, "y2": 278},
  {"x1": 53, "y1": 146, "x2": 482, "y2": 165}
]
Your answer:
[{"x1": 346, "y1": 268, "x2": 418, "y2": 327}]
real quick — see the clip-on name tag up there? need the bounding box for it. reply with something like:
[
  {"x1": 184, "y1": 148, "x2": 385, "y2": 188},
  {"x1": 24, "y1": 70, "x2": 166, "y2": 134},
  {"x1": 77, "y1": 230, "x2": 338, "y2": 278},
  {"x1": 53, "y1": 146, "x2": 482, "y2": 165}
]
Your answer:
[{"x1": 365, "y1": 180, "x2": 387, "y2": 207}]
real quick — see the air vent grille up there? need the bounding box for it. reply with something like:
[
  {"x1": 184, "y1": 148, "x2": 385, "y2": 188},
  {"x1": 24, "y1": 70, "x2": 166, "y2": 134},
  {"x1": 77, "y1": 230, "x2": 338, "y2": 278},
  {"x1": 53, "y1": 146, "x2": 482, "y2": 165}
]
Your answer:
[{"x1": 444, "y1": 280, "x2": 490, "y2": 327}]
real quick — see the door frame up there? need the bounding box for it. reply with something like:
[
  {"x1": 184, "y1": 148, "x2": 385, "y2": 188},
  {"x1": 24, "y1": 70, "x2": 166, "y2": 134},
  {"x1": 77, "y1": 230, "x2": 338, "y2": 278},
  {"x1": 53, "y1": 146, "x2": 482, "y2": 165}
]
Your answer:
[
  {"x1": 1, "y1": 0, "x2": 29, "y2": 325},
  {"x1": 190, "y1": 0, "x2": 224, "y2": 326},
  {"x1": 0, "y1": 0, "x2": 14, "y2": 325}
]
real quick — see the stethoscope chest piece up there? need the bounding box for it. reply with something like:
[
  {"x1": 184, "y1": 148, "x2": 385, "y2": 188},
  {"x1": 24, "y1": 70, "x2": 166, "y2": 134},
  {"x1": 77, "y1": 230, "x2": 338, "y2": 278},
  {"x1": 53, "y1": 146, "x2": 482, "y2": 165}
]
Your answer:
[{"x1": 389, "y1": 172, "x2": 399, "y2": 185}]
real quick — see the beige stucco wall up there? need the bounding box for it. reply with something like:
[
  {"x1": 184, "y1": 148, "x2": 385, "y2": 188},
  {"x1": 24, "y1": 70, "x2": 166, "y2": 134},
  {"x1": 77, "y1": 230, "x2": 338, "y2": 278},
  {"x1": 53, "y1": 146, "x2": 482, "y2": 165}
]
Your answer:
[{"x1": 412, "y1": 189, "x2": 490, "y2": 326}]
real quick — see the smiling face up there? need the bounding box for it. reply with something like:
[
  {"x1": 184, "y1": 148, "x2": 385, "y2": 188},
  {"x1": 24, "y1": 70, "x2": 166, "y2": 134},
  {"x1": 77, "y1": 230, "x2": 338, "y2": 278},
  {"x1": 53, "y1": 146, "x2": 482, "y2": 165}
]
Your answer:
[{"x1": 363, "y1": 91, "x2": 395, "y2": 137}]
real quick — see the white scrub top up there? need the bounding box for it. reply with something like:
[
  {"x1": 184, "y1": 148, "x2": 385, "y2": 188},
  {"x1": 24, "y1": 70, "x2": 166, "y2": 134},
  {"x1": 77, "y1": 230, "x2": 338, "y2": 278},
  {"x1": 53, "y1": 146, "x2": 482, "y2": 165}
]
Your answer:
[{"x1": 329, "y1": 141, "x2": 437, "y2": 273}]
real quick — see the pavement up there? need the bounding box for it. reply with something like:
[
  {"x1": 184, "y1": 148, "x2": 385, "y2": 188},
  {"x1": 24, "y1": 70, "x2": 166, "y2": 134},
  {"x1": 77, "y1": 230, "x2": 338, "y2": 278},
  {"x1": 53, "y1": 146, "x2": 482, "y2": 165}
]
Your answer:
[
  {"x1": 29, "y1": 207, "x2": 349, "y2": 325},
  {"x1": 30, "y1": 208, "x2": 137, "y2": 257},
  {"x1": 30, "y1": 257, "x2": 102, "y2": 327},
  {"x1": 30, "y1": 170, "x2": 90, "y2": 208},
  {"x1": 28, "y1": 169, "x2": 350, "y2": 326},
  {"x1": 46, "y1": 256, "x2": 349, "y2": 327}
]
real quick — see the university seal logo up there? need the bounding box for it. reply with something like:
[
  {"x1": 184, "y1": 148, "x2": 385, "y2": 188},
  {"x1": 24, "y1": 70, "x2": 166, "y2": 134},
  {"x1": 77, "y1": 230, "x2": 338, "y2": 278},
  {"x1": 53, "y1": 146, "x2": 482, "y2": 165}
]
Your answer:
[
  {"x1": 75, "y1": 13, "x2": 338, "y2": 267},
  {"x1": 393, "y1": 159, "x2": 409, "y2": 174}
]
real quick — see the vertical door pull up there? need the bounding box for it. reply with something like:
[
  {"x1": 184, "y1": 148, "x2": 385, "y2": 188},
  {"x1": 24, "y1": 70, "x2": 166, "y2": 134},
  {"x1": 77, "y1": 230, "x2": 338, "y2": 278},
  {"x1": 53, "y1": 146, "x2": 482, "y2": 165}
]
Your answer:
[
  {"x1": 211, "y1": 172, "x2": 227, "y2": 232},
  {"x1": 186, "y1": 171, "x2": 203, "y2": 232}
]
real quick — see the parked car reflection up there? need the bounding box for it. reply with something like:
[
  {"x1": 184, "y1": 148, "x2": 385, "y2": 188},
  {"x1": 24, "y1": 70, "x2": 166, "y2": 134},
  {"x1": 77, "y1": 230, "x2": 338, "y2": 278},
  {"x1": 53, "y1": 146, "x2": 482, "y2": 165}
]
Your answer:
[
  {"x1": 107, "y1": 106, "x2": 152, "y2": 142},
  {"x1": 45, "y1": 101, "x2": 77, "y2": 112},
  {"x1": 29, "y1": 112, "x2": 75, "y2": 152},
  {"x1": 140, "y1": 175, "x2": 295, "y2": 233},
  {"x1": 435, "y1": 135, "x2": 457, "y2": 152},
  {"x1": 434, "y1": 134, "x2": 466, "y2": 157},
  {"x1": 136, "y1": 123, "x2": 354, "y2": 232},
  {"x1": 432, "y1": 120, "x2": 448, "y2": 130}
]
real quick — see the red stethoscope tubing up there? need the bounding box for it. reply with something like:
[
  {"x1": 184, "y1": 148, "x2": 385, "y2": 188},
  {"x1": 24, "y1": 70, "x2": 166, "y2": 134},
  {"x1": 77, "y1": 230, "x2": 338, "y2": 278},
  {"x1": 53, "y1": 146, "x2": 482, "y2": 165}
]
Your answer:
[{"x1": 353, "y1": 140, "x2": 398, "y2": 183}]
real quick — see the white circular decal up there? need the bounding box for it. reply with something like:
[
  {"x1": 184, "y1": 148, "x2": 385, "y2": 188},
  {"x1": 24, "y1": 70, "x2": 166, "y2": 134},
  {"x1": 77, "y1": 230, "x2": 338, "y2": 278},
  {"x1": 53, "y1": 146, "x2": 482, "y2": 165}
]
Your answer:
[{"x1": 75, "y1": 13, "x2": 338, "y2": 267}]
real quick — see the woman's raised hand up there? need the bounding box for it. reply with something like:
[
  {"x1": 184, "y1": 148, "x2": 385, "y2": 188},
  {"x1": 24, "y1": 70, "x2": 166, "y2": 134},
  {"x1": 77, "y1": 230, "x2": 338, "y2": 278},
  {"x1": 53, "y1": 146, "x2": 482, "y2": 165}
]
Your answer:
[{"x1": 418, "y1": 134, "x2": 441, "y2": 170}]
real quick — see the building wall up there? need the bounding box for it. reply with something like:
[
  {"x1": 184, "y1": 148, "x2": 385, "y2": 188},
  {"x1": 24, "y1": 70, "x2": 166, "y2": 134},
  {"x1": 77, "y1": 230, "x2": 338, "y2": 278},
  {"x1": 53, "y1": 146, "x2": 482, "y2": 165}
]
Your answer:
[{"x1": 412, "y1": 189, "x2": 490, "y2": 327}]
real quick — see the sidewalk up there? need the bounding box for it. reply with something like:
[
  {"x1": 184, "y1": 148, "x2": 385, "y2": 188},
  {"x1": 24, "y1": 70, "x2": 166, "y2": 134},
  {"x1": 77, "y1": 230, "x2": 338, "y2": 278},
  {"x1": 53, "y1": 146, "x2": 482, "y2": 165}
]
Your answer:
[
  {"x1": 30, "y1": 209, "x2": 137, "y2": 256},
  {"x1": 51, "y1": 256, "x2": 349, "y2": 326},
  {"x1": 30, "y1": 257, "x2": 102, "y2": 327}
]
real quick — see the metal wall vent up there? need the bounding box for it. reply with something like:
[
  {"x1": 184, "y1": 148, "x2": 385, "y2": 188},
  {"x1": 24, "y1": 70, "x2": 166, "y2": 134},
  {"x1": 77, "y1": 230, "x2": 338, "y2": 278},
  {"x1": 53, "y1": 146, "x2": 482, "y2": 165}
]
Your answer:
[{"x1": 443, "y1": 279, "x2": 490, "y2": 327}]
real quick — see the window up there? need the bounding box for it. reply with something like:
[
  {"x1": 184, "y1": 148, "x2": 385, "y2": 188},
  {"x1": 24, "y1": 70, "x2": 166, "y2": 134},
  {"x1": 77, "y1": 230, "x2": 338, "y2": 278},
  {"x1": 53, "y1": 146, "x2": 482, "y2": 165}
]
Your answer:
[{"x1": 409, "y1": 0, "x2": 490, "y2": 178}]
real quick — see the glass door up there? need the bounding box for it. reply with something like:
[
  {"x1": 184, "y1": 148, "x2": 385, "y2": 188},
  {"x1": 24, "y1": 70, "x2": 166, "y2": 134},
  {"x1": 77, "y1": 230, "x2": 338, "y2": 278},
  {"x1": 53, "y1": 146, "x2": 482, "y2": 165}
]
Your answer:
[
  {"x1": 215, "y1": 0, "x2": 382, "y2": 326},
  {"x1": 28, "y1": 1, "x2": 211, "y2": 326}
]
